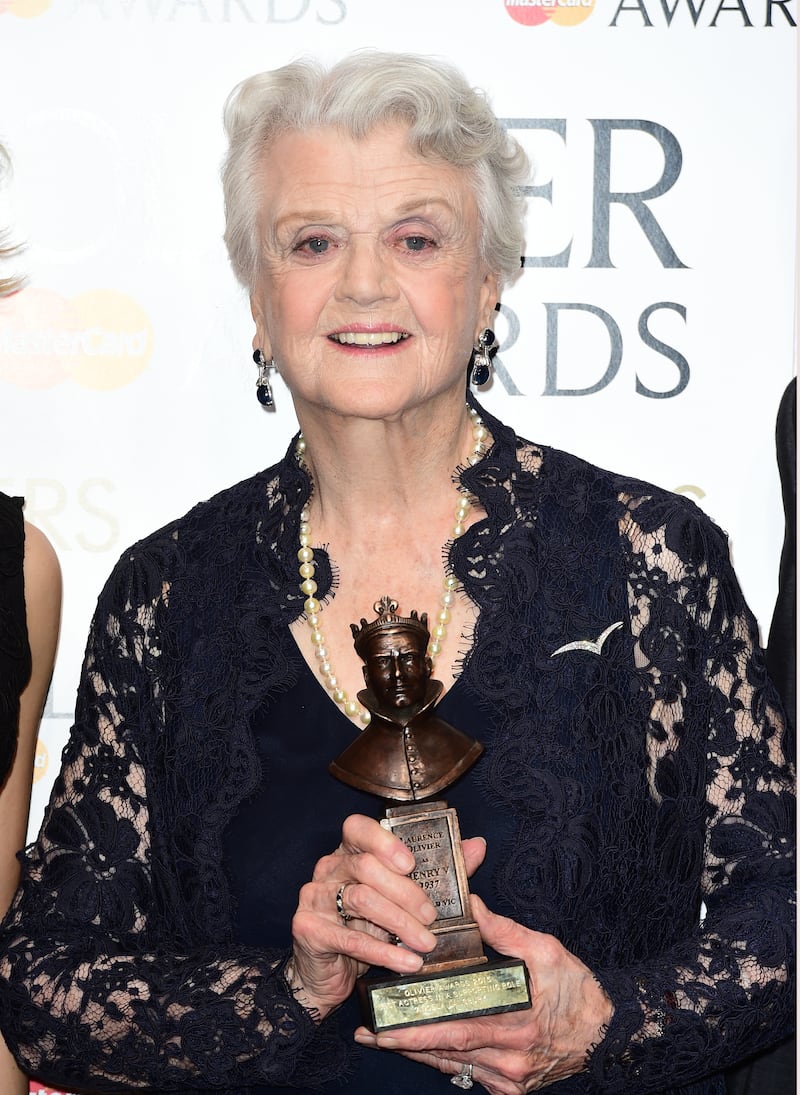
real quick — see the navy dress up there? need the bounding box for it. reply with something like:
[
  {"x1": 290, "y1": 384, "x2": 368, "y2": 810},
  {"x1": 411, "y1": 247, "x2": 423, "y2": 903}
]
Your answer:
[
  {"x1": 0, "y1": 494, "x2": 31, "y2": 787},
  {"x1": 223, "y1": 655, "x2": 516, "y2": 1094}
]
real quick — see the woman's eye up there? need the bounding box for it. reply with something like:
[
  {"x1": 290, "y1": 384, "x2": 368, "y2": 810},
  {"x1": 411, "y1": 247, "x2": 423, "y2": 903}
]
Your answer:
[
  {"x1": 297, "y1": 237, "x2": 330, "y2": 255},
  {"x1": 402, "y1": 235, "x2": 435, "y2": 252}
]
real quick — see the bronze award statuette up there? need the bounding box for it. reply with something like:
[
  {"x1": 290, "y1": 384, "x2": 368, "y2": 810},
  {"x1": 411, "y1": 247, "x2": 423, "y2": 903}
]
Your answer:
[{"x1": 329, "y1": 597, "x2": 531, "y2": 1033}]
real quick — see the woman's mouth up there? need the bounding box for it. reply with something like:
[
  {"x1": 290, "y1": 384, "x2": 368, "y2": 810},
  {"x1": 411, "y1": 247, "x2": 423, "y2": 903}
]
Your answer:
[{"x1": 328, "y1": 331, "x2": 410, "y2": 347}]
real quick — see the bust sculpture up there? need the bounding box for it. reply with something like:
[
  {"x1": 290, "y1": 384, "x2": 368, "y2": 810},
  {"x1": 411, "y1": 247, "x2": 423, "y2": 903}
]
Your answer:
[{"x1": 329, "y1": 597, "x2": 484, "y2": 801}]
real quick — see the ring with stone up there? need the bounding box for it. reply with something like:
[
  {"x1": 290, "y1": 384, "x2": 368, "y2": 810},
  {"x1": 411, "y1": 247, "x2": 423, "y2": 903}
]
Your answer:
[
  {"x1": 451, "y1": 1062, "x2": 473, "y2": 1089},
  {"x1": 336, "y1": 883, "x2": 354, "y2": 924}
]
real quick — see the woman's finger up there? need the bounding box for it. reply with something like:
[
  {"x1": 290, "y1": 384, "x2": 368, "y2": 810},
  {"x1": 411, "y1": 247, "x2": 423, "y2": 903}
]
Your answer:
[
  {"x1": 461, "y1": 835, "x2": 487, "y2": 878},
  {"x1": 330, "y1": 879, "x2": 437, "y2": 954},
  {"x1": 337, "y1": 813, "x2": 417, "y2": 872},
  {"x1": 301, "y1": 855, "x2": 438, "y2": 942},
  {"x1": 293, "y1": 907, "x2": 426, "y2": 975}
]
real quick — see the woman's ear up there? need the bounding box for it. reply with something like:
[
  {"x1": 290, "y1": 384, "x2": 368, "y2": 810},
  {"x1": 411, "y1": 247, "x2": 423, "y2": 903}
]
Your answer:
[
  {"x1": 250, "y1": 293, "x2": 271, "y2": 359},
  {"x1": 477, "y1": 271, "x2": 499, "y2": 334}
]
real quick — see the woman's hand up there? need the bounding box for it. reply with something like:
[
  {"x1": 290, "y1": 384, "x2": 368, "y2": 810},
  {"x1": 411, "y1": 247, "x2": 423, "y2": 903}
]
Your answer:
[
  {"x1": 290, "y1": 814, "x2": 487, "y2": 1020},
  {"x1": 354, "y1": 894, "x2": 613, "y2": 1093},
  {"x1": 290, "y1": 812, "x2": 433, "y2": 1017}
]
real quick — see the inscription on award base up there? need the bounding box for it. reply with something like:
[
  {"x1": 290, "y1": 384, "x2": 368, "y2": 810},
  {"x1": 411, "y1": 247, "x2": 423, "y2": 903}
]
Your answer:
[{"x1": 361, "y1": 958, "x2": 531, "y2": 1033}]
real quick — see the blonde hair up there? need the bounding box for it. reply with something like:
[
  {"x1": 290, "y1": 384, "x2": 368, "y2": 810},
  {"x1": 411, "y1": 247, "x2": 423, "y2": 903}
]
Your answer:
[{"x1": 222, "y1": 51, "x2": 529, "y2": 293}]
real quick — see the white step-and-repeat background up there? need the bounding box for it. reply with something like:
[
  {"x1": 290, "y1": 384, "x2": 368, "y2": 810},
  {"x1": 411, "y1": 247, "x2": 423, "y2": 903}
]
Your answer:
[{"x1": 0, "y1": 7, "x2": 795, "y2": 1088}]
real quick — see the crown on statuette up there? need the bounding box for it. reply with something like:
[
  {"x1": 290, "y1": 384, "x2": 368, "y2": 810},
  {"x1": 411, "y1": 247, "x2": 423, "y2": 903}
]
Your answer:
[{"x1": 351, "y1": 596, "x2": 430, "y2": 658}]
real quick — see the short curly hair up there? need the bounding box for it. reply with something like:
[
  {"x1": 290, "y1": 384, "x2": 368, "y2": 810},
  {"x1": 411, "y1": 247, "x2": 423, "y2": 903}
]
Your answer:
[{"x1": 222, "y1": 51, "x2": 529, "y2": 293}]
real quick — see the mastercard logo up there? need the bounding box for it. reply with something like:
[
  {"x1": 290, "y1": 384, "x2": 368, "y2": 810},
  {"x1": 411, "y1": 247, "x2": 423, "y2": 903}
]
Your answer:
[
  {"x1": 0, "y1": 287, "x2": 153, "y2": 390},
  {"x1": 0, "y1": 0, "x2": 52, "y2": 16},
  {"x1": 505, "y1": 0, "x2": 596, "y2": 25}
]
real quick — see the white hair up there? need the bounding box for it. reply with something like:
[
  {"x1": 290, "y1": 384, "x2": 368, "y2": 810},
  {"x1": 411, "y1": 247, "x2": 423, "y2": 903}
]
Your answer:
[{"x1": 222, "y1": 51, "x2": 529, "y2": 293}]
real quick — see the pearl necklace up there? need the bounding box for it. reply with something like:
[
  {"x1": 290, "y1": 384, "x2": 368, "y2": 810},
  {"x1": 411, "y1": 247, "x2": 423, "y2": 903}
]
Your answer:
[{"x1": 295, "y1": 407, "x2": 489, "y2": 725}]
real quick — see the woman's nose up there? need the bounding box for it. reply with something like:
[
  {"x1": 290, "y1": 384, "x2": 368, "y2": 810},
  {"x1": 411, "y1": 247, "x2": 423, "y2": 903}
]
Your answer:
[{"x1": 335, "y1": 235, "x2": 396, "y2": 306}]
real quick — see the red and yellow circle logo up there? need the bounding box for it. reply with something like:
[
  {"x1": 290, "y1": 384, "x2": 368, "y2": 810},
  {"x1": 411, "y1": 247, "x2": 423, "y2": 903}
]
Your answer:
[
  {"x1": 0, "y1": 0, "x2": 52, "y2": 16},
  {"x1": 505, "y1": 0, "x2": 596, "y2": 25},
  {"x1": 0, "y1": 287, "x2": 154, "y2": 390}
]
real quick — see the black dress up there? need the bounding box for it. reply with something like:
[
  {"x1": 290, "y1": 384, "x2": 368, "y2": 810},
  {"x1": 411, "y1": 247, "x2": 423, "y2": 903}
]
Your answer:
[{"x1": 0, "y1": 494, "x2": 31, "y2": 787}]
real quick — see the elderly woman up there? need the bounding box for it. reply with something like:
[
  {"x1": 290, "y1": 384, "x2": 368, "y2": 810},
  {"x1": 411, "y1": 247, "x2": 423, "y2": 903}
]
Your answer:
[{"x1": 0, "y1": 52, "x2": 793, "y2": 1095}]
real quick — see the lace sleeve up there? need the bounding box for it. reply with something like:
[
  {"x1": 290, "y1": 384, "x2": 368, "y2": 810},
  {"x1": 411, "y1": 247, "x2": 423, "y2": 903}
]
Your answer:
[
  {"x1": 0, "y1": 548, "x2": 347, "y2": 1092},
  {"x1": 590, "y1": 495, "x2": 795, "y2": 1091}
]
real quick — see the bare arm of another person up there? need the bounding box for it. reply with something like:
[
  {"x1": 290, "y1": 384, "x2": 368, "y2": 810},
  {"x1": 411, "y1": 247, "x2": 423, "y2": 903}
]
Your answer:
[{"x1": 0, "y1": 523, "x2": 61, "y2": 1095}]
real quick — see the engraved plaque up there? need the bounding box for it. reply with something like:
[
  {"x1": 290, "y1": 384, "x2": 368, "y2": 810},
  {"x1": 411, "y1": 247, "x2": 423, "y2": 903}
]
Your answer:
[
  {"x1": 380, "y1": 802, "x2": 483, "y2": 973},
  {"x1": 390, "y1": 808, "x2": 463, "y2": 917},
  {"x1": 362, "y1": 960, "x2": 531, "y2": 1032}
]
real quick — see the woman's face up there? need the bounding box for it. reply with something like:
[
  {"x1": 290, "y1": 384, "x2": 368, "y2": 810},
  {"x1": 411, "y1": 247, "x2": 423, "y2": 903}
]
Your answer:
[{"x1": 250, "y1": 123, "x2": 498, "y2": 423}]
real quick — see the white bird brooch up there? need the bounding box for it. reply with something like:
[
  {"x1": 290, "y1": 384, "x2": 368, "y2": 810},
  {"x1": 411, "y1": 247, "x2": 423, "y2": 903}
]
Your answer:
[{"x1": 550, "y1": 620, "x2": 623, "y2": 658}]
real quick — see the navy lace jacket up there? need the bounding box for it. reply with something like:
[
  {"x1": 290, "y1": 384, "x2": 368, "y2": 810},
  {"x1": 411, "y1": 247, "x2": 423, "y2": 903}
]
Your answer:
[{"x1": 0, "y1": 405, "x2": 793, "y2": 1094}]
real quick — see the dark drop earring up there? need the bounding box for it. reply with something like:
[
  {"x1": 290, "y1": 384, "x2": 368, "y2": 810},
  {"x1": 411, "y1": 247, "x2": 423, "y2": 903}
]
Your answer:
[
  {"x1": 469, "y1": 328, "x2": 495, "y2": 388},
  {"x1": 253, "y1": 348, "x2": 275, "y2": 408}
]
